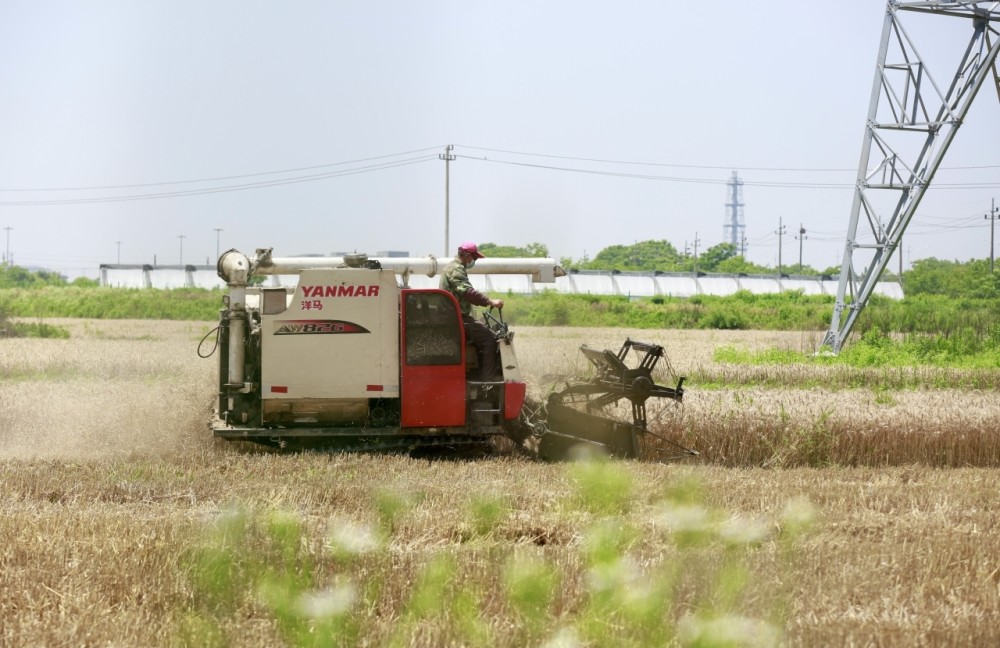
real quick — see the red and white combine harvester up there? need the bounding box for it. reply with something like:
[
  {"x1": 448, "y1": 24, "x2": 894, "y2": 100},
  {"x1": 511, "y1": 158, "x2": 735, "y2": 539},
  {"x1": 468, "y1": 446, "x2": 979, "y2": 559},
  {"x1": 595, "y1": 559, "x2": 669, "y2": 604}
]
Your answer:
[{"x1": 204, "y1": 248, "x2": 694, "y2": 460}]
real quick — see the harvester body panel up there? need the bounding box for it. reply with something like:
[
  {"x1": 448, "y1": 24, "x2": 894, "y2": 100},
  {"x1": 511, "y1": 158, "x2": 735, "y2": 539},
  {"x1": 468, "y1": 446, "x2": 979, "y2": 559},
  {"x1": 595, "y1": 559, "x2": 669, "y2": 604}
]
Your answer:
[{"x1": 259, "y1": 268, "x2": 400, "y2": 426}]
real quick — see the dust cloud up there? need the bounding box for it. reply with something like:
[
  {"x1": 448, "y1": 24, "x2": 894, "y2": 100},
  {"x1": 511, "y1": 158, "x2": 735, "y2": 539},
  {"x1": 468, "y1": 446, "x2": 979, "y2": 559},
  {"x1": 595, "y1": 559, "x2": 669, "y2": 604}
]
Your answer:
[
  {"x1": 0, "y1": 320, "x2": 219, "y2": 461},
  {"x1": 0, "y1": 381, "x2": 216, "y2": 461}
]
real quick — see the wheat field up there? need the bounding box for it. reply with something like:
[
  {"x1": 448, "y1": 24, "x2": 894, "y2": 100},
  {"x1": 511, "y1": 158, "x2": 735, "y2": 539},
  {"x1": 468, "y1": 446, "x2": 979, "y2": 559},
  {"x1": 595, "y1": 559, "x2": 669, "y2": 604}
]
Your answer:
[{"x1": 1, "y1": 319, "x2": 998, "y2": 646}]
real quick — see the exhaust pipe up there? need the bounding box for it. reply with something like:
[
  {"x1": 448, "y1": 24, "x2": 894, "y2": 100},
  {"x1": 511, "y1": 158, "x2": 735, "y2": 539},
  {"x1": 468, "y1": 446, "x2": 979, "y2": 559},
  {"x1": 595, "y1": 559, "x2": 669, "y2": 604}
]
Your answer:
[{"x1": 217, "y1": 250, "x2": 250, "y2": 387}]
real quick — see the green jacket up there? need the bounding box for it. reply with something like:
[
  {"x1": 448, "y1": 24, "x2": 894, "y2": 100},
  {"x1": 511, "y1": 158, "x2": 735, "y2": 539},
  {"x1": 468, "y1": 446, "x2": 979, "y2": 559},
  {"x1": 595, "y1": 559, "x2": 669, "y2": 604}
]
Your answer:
[{"x1": 440, "y1": 259, "x2": 491, "y2": 316}]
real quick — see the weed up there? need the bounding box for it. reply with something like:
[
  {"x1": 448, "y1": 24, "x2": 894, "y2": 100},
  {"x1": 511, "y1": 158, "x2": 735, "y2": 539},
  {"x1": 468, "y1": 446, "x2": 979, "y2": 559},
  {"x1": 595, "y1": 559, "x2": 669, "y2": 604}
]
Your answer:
[{"x1": 179, "y1": 464, "x2": 803, "y2": 648}]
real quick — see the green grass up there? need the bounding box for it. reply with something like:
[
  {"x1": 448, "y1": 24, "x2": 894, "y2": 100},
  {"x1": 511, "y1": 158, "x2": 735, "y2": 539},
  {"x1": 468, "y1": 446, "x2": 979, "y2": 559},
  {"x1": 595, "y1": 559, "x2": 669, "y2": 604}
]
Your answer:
[
  {"x1": 2, "y1": 287, "x2": 999, "y2": 344},
  {"x1": 0, "y1": 287, "x2": 224, "y2": 320},
  {"x1": 714, "y1": 326, "x2": 1000, "y2": 370},
  {"x1": 0, "y1": 311, "x2": 71, "y2": 339},
  {"x1": 501, "y1": 290, "x2": 837, "y2": 330},
  {"x1": 7, "y1": 321, "x2": 71, "y2": 339}
]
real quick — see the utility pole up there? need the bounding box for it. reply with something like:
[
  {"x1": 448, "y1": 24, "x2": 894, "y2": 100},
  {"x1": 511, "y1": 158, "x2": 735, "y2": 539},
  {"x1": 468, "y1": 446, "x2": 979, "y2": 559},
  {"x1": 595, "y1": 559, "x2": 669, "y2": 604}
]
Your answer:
[
  {"x1": 213, "y1": 228, "x2": 223, "y2": 261},
  {"x1": 178, "y1": 234, "x2": 186, "y2": 266},
  {"x1": 775, "y1": 218, "x2": 787, "y2": 275},
  {"x1": 986, "y1": 198, "x2": 999, "y2": 273},
  {"x1": 692, "y1": 232, "x2": 701, "y2": 275},
  {"x1": 724, "y1": 171, "x2": 745, "y2": 248},
  {"x1": 116, "y1": 240, "x2": 121, "y2": 265},
  {"x1": 795, "y1": 224, "x2": 807, "y2": 272},
  {"x1": 439, "y1": 145, "x2": 455, "y2": 256},
  {"x1": 3, "y1": 227, "x2": 11, "y2": 265}
]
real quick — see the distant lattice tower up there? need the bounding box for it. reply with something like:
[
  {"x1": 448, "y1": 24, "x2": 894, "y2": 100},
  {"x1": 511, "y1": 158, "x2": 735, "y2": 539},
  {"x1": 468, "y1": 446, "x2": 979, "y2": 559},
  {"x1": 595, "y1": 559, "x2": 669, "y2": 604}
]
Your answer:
[
  {"x1": 724, "y1": 171, "x2": 746, "y2": 254},
  {"x1": 823, "y1": 1, "x2": 1000, "y2": 353}
]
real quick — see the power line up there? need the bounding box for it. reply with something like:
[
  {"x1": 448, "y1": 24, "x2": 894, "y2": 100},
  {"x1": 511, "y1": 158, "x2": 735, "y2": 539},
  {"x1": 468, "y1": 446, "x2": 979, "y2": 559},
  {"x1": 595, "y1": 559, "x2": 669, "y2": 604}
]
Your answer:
[
  {"x1": 0, "y1": 155, "x2": 438, "y2": 207},
  {"x1": 906, "y1": 222, "x2": 990, "y2": 234},
  {"x1": 2, "y1": 142, "x2": 996, "y2": 206},
  {"x1": 457, "y1": 155, "x2": 1000, "y2": 190},
  {"x1": 456, "y1": 156, "x2": 853, "y2": 189},
  {"x1": 456, "y1": 144, "x2": 1000, "y2": 173},
  {"x1": 0, "y1": 146, "x2": 443, "y2": 193},
  {"x1": 746, "y1": 232, "x2": 777, "y2": 245}
]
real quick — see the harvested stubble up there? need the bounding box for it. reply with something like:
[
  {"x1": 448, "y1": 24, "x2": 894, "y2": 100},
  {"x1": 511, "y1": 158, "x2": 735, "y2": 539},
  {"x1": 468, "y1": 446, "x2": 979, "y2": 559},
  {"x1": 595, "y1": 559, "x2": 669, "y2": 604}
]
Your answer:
[
  {"x1": 2, "y1": 456, "x2": 998, "y2": 646},
  {"x1": 1, "y1": 320, "x2": 999, "y2": 646}
]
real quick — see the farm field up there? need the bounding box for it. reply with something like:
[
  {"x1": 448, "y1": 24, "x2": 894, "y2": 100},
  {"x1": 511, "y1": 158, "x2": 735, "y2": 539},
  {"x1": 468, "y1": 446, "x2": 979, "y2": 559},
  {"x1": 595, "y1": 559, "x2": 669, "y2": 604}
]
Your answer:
[{"x1": 1, "y1": 319, "x2": 999, "y2": 646}]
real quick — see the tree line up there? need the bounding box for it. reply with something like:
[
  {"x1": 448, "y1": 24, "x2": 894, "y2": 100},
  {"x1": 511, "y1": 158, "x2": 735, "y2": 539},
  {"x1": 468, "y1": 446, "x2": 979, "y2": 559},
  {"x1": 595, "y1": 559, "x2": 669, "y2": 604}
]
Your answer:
[{"x1": 484, "y1": 240, "x2": 838, "y2": 276}]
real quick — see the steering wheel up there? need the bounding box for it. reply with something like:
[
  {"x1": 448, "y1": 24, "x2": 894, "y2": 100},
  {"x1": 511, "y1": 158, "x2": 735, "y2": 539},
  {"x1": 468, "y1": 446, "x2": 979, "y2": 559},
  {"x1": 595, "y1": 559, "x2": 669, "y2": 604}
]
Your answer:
[{"x1": 483, "y1": 306, "x2": 510, "y2": 338}]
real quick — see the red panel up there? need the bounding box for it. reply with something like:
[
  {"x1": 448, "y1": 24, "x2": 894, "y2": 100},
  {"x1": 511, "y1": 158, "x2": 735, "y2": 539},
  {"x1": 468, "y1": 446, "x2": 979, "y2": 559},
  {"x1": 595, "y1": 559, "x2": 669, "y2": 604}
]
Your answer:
[
  {"x1": 400, "y1": 289, "x2": 467, "y2": 428},
  {"x1": 400, "y1": 364, "x2": 466, "y2": 427},
  {"x1": 504, "y1": 381, "x2": 526, "y2": 420}
]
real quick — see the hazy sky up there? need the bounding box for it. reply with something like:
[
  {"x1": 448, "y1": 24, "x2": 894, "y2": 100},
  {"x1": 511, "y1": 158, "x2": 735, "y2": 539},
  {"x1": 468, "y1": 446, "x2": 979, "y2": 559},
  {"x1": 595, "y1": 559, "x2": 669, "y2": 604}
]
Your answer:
[{"x1": 2, "y1": 1, "x2": 998, "y2": 278}]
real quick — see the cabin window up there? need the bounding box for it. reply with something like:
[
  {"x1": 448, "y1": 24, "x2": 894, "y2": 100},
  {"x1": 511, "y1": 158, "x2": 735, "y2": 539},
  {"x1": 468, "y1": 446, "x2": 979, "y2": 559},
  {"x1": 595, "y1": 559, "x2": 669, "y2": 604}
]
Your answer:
[{"x1": 404, "y1": 293, "x2": 462, "y2": 366}]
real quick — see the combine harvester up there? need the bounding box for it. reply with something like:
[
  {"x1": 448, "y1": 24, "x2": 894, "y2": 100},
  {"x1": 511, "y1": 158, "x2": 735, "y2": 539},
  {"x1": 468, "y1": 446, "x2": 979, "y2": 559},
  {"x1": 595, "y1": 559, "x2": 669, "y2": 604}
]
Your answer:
[{"x1": 201, "y1": 248, "x2": 695, "y2": 461}]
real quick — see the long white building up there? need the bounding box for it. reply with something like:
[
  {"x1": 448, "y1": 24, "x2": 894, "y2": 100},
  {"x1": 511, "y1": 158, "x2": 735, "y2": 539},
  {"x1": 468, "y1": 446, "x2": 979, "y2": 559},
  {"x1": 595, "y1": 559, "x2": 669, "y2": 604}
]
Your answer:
[{"x1": 99, "y1": 263, "x2": 903, "y2": 299}]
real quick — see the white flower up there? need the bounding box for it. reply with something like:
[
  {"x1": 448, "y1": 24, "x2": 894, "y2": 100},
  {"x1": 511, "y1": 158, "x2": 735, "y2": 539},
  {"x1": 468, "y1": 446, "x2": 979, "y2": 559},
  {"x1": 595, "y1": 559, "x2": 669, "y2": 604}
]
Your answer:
[
  {"x1": 718, "y1": 516, "x2": 772, "y2": 546},
  {"x1": 655, "y1": 503, "x2": 710, "y2": 534},
  {"x1": 678, "y1": 613, "x2": 782, "y2": 648},
  {"x1": 587, "y1": 557, "x2": 640, "y2": 592},
  {"x1": 327, "y1": 516, "x2": 379, "y2": 555},
  {"x1": 296, "y1": 581, "x2": 356, "y2": 619},
  {"x1": 541, "y1": 626, "x2": 582, "y2": 648},
  {"x1": 780, "y1": 496, "x2": 817, "y2": 533}
]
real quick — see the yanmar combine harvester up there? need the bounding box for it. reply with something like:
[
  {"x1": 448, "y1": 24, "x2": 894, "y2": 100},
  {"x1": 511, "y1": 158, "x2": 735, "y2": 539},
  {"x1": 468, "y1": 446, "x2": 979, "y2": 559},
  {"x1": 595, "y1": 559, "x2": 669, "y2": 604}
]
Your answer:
[{"x1": 203, "y1": 248, "x2": 694, "y2": 461}]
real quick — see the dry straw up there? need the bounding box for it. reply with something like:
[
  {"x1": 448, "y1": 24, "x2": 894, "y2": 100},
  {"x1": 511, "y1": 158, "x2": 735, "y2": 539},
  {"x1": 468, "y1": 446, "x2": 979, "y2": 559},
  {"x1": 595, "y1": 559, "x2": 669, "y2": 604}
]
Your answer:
[{"x1": 1, "y1": 320, "x2": 999, "y2": 646}]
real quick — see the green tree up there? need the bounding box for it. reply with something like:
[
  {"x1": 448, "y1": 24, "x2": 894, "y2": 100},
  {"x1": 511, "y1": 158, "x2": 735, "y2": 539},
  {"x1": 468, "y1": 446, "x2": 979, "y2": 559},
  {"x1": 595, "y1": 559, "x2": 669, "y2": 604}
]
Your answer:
[
  {"x1": 580, "y1": 240, "x2": 682, "y2": 272},
  {"x1": 966, "y1": 260, "x2": 1000, "y2": 299},
  {"x1": 782, "y1": 263, "x2": 821, "y2": 276},
  {"x1": 0, "y1": 264, "x2": 68, "y2": 288},
  {"x1": 903, "y1": 257, "x2": 999, "y2": 299},
  {"x1": 477, "y1": 242, "x2": 549, "y2": 258},
  {"x1": 715, "y1": 255, "x2": 771, "y2": 275},
  {"x1": 903, "y1": 258, "x2": 964, "y2": 297},
  {"x1": 696, "y1": 243, "x2": 737, "y2": 272}
]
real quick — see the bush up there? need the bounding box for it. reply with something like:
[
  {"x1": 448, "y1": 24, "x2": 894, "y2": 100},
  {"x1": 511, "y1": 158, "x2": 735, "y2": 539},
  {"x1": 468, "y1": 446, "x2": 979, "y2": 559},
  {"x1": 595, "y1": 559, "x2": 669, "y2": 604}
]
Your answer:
[
  {"x1": 701, "y1": 305, "x2": 748, "y2": 330},
  {"x1": 0, "y1": 310, "x2": 70, "y2": 338},
  {"x1": 11, "y1": 321, "x2": 71, "y2": 339}
]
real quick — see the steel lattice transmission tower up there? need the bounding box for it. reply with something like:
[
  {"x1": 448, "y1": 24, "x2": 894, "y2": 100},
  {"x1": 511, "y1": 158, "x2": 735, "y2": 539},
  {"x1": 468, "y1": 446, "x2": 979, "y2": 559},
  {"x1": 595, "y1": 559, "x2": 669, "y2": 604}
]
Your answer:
[
  {"x1": 724, "y1": 171, "x2": 746, "y2": 254},
  {"x1": 824, "y1": 1, "x2": 1000, "y2": 353}
]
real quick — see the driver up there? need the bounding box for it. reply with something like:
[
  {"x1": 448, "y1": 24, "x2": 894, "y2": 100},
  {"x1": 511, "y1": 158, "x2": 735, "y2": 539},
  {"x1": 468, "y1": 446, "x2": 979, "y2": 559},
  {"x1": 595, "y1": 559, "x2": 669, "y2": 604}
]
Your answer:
[{"x1": 440, "y1": 242, "x2": 505, "y2": 381}]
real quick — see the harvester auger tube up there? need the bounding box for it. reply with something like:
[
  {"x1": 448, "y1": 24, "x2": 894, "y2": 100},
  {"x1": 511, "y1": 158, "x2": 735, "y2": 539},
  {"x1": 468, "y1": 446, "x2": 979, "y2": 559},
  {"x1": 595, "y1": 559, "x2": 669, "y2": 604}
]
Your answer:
[{"x1": 525, "y1": 339, "x2": 698, "y2": 461}]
